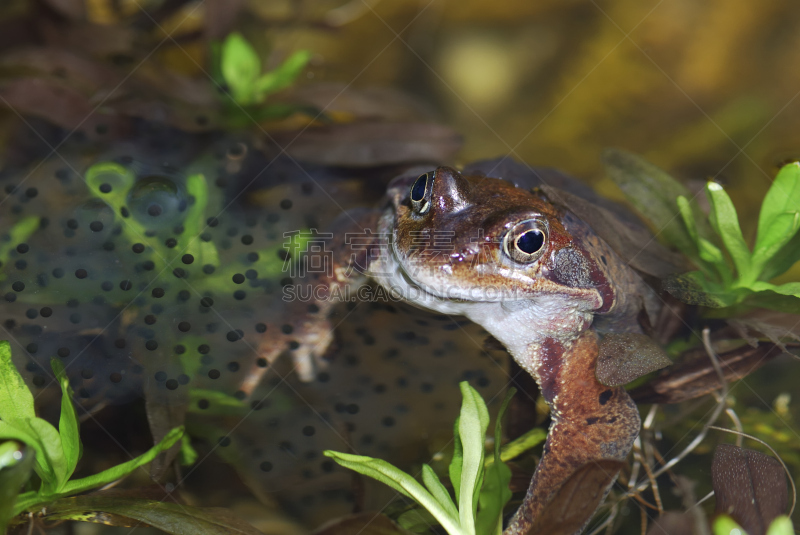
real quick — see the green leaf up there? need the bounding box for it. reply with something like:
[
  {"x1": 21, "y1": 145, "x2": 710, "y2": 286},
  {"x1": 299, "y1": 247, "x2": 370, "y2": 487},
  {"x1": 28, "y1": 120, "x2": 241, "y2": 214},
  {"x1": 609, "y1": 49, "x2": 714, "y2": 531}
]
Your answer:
[
  {"x1": 766, "y1": 516, "x2": 794, "y2": 535},
  {"x1": 743, "y1": 291, "x2": 800, "y2": 315},
  {"x1": 253, "y1": 50, "x2": 311, "y2": 101},
  {"x1": 676, "y1": 196, "x2": 730, "y2": 283},
  {"x1": 0, "y1": 441, "x2": 34, "y2": 533},
  {"x1": 421, "y1": 464, "x2": 458, "y2": 521},
  {"x1": 57, "y1": 426, "x2": 183, "y2": 498},
  {"x1": 179, "y1": 435, "x2": 198, "y2": 467},
  {"x1": 4, "y1": 417, "x2": 67, "y2": 493},
  {"x1": 0, "y1": 341, "x2": 36, "y2": 421},
  {"x1": 753, "y1": 162, "x2": 800, "y2": 273},
  {"x1": 221, "y1": 32, "x2": 261, "y2": 104},
  {"x1": 181, "y1": 174, "x2": 217, "y2": 266},
  {"x1": 0, "y1": 217, "x2": 39, "y2": 280},
  {"x1": 457, "y1": 382, "x2": 490, "y2": 535},
  {"x1": 0, "y1": 421, "x2": 57, "y2": 486},
  {"x1": 398, "y1": 508, "x2": 439, "y2": 534},
  {"x1": 498, "y1": 427, "x2": 547, "y2": 463},
  {"x1": 84, "y1": 162, "x2": 148, "y2": 254},
  {"x1": 476, "y1": 389, "x2": 515, "y2": 535},
  {"x1": 188, "y1": 389, "x2": 246, "y2": 415},
  {"x1": 24, "y1": 494, "x2": 266, "y2": 535},
  {"x1": 602, "y1": 149, "x2": 702, "y2": 252},
  {"x1": 706, "y1": 182, "x2": 752, "y2": 281},
  {"x1": 759, "y1": 231, "x2": 800, "y2": 281},
  {"x1": 50, "y1": 359, "x2": 81, "y2": 487},
  {"x1": 323, "y1": 451, "x2": 464, "y2": 535},
  {"x1": 449, "y1": 416, "x2": 463, "y2": 503},
  {"x1": 748, "y1": 281, "x2": 800, "y2": 296},
  {"x1": 713, "y1": 515, "x2": 747, "y2": 535}
]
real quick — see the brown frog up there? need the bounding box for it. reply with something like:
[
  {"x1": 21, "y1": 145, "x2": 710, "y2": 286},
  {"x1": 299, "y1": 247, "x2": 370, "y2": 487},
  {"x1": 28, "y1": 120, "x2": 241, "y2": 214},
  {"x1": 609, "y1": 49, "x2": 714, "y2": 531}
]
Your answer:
[{"x1": 257, "y1": 163, "x2": 666, "y2": 532}]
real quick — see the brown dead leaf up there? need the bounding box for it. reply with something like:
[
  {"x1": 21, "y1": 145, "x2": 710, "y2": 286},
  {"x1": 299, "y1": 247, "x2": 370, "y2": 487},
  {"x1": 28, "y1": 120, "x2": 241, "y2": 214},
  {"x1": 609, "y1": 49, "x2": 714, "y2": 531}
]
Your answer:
[
  {"x1": 43, "y1": 0, "x2": 86, "y2": 20},
  {"x1": 0, "y1": 77, "x2": 120, "y2": 133},
  {"x1": 712, "y1": 444, "x2": 788, "y2": 535},
  {"x1": 645, "y1": 512, "x2": 696, "y2": 535},
  {"x1": 287, "y1": 83, "x2": 439, "y2": 122},
  {"x1": 0, "y1": 48, "x2": 120, "y2": 91},
  {"x1": 527, "y1": 460, "x2": 625, "y2": 535},
  {"x1": 271, "y1": 122, "x2": 462, "y2": 167},
  {"x1": 629, "y1": 343, "x2": 786, "y2": 405},
  {"x1": 204, "y1": 0, "x2": 246, "y2": 40},
  {"x1": 292, "y1": 122, "x2": 447, "y2": 165},
  {"x1": 313, "y1": 513, "x2": 413, "y2": 535},
  {"x1": 596, "y1": 333, "x2": 672, "y2": 386}
]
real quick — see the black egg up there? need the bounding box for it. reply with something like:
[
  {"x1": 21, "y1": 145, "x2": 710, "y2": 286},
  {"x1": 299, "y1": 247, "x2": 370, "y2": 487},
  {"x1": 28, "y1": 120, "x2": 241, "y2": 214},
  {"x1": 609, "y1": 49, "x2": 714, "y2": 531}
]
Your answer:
[{"x1": 127, "y1": 176, "x2": 188, "y2": 228}]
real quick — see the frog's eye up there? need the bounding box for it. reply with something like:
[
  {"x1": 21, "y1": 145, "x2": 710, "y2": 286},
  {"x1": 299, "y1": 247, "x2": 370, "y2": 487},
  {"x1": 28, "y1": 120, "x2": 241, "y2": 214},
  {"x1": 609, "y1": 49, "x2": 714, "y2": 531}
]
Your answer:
[
  {"x1": 410, "y1": 171, "x2": 434, "y2": 214},
  {"x1": 503, "y1": 219, "x2": 548, "y2": 263}
]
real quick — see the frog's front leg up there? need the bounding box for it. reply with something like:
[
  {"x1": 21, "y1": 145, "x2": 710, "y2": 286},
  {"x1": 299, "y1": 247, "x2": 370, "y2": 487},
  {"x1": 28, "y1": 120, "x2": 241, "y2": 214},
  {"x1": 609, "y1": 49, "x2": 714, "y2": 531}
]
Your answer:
[
  {"x1": 505, "y1": 329, "x2": 640, "y2": 534},
  {"x1": 244, "y1": 209, "x2": 381, "y2": 389}
]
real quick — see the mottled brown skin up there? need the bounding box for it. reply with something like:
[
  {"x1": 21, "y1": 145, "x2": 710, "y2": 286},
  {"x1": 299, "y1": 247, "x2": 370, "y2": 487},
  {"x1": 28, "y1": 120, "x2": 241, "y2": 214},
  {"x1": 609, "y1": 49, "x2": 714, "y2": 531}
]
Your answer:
[{"x1": 255, "y1": 166, "x2": 652, "y2": 533}]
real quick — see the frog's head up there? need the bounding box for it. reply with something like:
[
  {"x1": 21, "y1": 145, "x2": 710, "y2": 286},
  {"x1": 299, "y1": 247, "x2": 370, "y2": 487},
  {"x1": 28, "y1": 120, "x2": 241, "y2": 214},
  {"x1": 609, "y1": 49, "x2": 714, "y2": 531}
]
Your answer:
[{"x1": 376, "y1": 166, "x2": 638, "y2": 353}]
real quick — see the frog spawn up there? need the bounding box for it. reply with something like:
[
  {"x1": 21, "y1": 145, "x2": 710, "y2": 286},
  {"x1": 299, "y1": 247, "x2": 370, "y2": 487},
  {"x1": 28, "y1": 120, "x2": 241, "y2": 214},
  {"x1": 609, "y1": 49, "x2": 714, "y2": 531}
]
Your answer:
[{"x1": 0, "y1": 138, "x2": 509, "y2": 527}]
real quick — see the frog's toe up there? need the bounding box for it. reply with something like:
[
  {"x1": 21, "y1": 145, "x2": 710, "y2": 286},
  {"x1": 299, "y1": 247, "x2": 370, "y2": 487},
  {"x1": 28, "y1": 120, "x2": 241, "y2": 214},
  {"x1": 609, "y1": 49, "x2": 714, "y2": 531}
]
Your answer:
[
  {"x1": 290, "y1": 327, "x2": 334, "y2": 382},
  {"x1": 243, "y1": 316, "x2": 336, "y2": 393}
]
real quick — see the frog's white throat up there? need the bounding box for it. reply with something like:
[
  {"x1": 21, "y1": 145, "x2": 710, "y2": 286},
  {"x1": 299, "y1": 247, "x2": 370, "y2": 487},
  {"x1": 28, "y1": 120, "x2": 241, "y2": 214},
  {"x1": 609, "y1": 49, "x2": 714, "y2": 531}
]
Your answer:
[{"x1": 371, "y1": 238, "x2": 594, "y2": 375}]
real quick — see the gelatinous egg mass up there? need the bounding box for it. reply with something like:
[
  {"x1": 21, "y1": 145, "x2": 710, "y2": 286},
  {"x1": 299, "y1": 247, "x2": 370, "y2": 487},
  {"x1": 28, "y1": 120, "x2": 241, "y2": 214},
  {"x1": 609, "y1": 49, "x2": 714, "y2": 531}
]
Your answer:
[
  {"x1": 127, "y1": 175, "x2": 187, "y2": 228},
  {"x1": 0, "y1": 137, "x2": 508, "y2": 529}
]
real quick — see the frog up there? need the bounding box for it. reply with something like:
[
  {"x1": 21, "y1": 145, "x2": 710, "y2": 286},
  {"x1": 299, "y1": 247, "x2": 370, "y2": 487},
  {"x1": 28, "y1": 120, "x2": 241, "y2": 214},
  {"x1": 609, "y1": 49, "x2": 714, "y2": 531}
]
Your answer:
[{"x1": 256, "y1": 162, "x2": 667, "y2": 532}]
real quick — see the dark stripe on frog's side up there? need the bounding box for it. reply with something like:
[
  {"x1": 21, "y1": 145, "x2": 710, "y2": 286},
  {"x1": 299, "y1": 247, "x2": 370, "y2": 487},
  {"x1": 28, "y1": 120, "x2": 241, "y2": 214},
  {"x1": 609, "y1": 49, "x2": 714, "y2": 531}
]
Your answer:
[{"x1": 507, "y1": 330, "x2": 640, "y2": 534}]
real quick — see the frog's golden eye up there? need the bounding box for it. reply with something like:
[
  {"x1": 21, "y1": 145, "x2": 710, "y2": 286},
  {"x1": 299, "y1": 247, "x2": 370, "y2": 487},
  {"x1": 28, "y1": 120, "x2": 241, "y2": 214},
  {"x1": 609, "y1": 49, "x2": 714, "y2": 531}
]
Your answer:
[
  {"x1": 410, "y1": 171, "x2": 434, "y2": 215},
  {"x1": 503, "y1": 219, "x2": 548, "y2": 263}
]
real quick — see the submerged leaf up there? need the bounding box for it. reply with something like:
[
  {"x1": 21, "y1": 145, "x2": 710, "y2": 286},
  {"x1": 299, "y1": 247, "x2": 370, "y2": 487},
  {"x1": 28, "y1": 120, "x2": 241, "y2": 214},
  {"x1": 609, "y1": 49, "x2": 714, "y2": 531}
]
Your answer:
[
  {"x1": 645, "y1": 512, "x2": 696, "y2": 535},
  {"x1": 629, "y1": 343, "x2": 785, "y2": 405},
  {"x1": 712, "y1": 444, "x2": 788, "y2": 535},
  {"x1": 0, "y1": 442, "x2": 34, "y2": 533},
  {"x1": 596, "y1": 333, "x2": 672, "y2": 387},
  {"x1": 527, "y1": 460, "x2": 625, "y2": 535},
  {"x1": 34, "y1": 495, "x2": 266, "y2": 535},
  {"x1": 662, "y1": 272, "x2": 738, "y2": 307},
  {"x1": 314, "y1": 512, "x2": 412, "y2": 535},
  {"x1": 602, "y1": 148, "x2": 700, "y2": 252},
  {"x1": 542, "y1": 185, "x2": 686, "y2": 278},
  {"x1": 272, "y1": 123, "x2": 462, "y2": 167}
]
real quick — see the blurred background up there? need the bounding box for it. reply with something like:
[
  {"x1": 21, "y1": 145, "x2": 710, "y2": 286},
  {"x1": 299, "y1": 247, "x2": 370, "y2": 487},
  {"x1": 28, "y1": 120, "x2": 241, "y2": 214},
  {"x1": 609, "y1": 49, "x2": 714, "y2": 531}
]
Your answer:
[{"x1": 2, "y1": 0, "x2": 800, "y2": 221}]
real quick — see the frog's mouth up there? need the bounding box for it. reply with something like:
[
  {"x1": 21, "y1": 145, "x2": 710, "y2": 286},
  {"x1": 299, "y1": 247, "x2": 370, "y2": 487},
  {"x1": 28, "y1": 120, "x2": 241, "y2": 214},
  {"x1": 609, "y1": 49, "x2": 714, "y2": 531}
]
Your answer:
[{"x1": 388, "y1": 243, "x2": 522, "y2": 306}]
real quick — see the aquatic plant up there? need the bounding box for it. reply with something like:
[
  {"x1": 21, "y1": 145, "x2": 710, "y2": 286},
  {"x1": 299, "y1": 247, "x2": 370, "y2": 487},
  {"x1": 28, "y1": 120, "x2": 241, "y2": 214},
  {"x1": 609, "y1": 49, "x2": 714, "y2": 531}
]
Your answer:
[
  {"x1": 605, "y1": 149, "x2": 800, "y2": 313},
  {"x1": 326, "y1": 384, "x2": 548, "y2": 535},
  {"x1": 219, "y1": 32, "x2": 311, "y2": 108},
  {"x1": 714, "y1": 515, "x2": 793, "y2": 535},
  {"x1": 0, "y1": 340, "x2": 181, "y2": 529}
]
